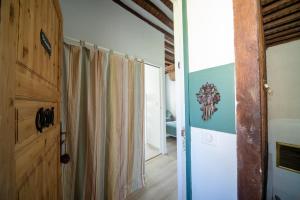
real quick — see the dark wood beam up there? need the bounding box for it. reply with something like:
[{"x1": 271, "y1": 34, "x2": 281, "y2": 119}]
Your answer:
[
  {"x1": 234, "y1": 0, "x2": 267, "y2": 199},
  {"x1": 132, "y1": 0, "x2": 173, "y2": 30},
  {"x1": 165, "y1": 57, "x2": 174, "y2": 64},
  {"x1": 165, "y1": 41, "x2": 174, "y2": 52},
  {"x1": 265, "y1": 20, "x2": 300, "y2": 35},
  {"x1": 261, "y1": 0, "x2": 278, "y2": 7},
  {"x1": 165, "y1": 50, "x2": 174, "y2": 58},
  {"x1": 263, "y1": 3, "x2": 300, "y2": 23},
  {"x1": 165, "y1": 60, "x2": 173, "y2": 65},
  {"x1": 160, "y1": 0, "x2": 173, "y2": 11},
  {"x1": 262, "y1": 0, "x2": 299, "y2": 16},
  {"x1": 267, "y1": 35, "x2": 300, "y2": 46},
  {"x1": 266, "y1": 31, "x2": 300, "y2": 44},
  {"x1": 112, "y1": 0, "x2": 173, "y2": 38},
  {"x1": 165, "y1": 34, "x2": 174, "y2": 44},
  {"x1": 264, "y1": 11, "x2": 300, "y2": 30},
  {"x1": 265, "y1": 26, "x2": 300, "y2": 40}
]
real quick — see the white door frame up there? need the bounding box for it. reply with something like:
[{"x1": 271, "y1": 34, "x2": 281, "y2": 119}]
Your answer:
[
  {"x1": 160, "y1": 66, "x2": 167, "y2": 155},
  {"x1": 144, "y1": 63, "x2": 167, "y2": 155},
  {"x1": 173, "y1": 0, "x2": 187, "y2": 199}
]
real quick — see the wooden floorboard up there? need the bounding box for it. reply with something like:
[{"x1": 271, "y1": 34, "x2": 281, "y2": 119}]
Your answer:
[{"x1": 127, "y1": 137, "x2": 178, "y2": 200}]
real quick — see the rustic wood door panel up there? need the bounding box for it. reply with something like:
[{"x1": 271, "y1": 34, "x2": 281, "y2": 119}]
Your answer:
[
  {"x1": 17, "y1": 0, "x2": 60, "y2": 87},
  {"x1": 16, "y1": 64, "x2": 59, "y2": 101},
  {"x1": 17, "y1": 0, "x2": 36, "y2": 70},
  {"x1": 44, "y1": 141, "x2": 59, "y2": 200},
  {"x1": 15, "y1": 100, "x2": 58, "y2": 147},
  {"x1": 16, "y1": 135, "x2": 45, "y2": 190},
  {"x1": 14, "y1": 0, "x2": 62, "y2": 199},
  {"x1": 17, "y1": 159, "x2": 44, "y2": 200}
]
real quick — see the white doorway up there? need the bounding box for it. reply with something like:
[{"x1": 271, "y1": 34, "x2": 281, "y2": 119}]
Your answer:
[
  {"x1": 144, "y1": 64, "x2": 166, "y2": 160},
  {"x1": 145, "y1": 64, "x2": 161, "y2": 160}
]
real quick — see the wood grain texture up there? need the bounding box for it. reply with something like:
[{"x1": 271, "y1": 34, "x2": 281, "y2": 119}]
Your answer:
[
  {"x1": 14, "y1": 0, "x2": 62, "y2": 199},
  {"x1": 261, "y1": 0, "x2": 278, "y2": 7},
  {"x1": 233, "y1": 0, "x2": 267, "y2": 199},
  {"x1": 266, "y1": 31, "x2": 300, "y2": 44},
  {"x1": 262, "y1": 0, "x2": 299, "y2": 15},
  {"x1": 1, "y1": 0, "x2": 62, "y2": 197},
  {"x1": 265, "y1": 26, "x2": 300, "y2": 40},
  {"x1": 0, "y1": 0, "x2": 19, "y2": 198},
  {"x1": 263, "y1": 2, "x2": 300, "y2": 23},
  {"x1": 265, "y1": 20, "x2": 300, "y2": 35},
  {"x1": 262, "y1": 1, "x2": 300, "y2": 46},
  {"x1": 264, "y1": 11, "x2": 300, "y2": 30}
]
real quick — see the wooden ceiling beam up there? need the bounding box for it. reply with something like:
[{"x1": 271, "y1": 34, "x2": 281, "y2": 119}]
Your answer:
[
  {"x1": 265, "y1": 26, "x2": 300, "y2": 40},
  {"x1": 263, "y1": 3, "x2": 300, "y2": 23},
  {"x1": 160, "y1": 0, "x2": 173, "y2": 11},
  {"x1": 112, "y1": 0, "x2": 173, "y2": 38},
  {"x1": 165, "y1": 41, "x2": 174, "y2": 52},
  {"x1": 261, "y1": 0, "x2": 278, "y2": 7},
  {"x1": 266, "y1": 31, "x2": 300, "y2": 44},
  {"x1": 267, "y1": 35, "x2": 300, "y2": 46},
  {"x1": 264, "y1": 11, "x2": 300, "y2": 30},
  {"x1": 265, "y1": 20, "x2": 300, "y2": 35},
  {"x1": 165, "y1": 50, "x2": 174, "y2": 58},
  {"x1": 262, "y1": 0, "x2": 299, "y2": 16},
  {"x1": 165, "y1": 60, "x2": 173, "y2": 65},
  {"x1": 132, "y1": 0, "x2": 173, "y2": 30},
  {"x1": 165, "y1": 34, "x2": 174, "y2": 44},
  {"x1": 165, "y1": 56, "x2": 174, "y2": 63}
]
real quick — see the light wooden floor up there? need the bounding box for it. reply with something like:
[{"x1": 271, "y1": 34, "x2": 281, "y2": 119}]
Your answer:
[{"x1": 127, "y1": 137, "x2": 177, "y2": 200}]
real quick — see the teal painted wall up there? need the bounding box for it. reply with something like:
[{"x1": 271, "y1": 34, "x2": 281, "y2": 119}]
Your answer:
[{"x1": 189, "y1": 63, "x2": 235, "y2": 134}]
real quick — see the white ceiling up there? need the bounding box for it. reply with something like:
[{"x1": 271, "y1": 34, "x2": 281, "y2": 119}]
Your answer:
[{"x1": 120, "y1": 0, "x2": 174, "y2": 35}]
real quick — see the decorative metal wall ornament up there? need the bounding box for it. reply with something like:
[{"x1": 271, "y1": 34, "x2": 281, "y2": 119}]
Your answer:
[{"x1": 196, "y1": 82, "x2": 221, "y2": 121}]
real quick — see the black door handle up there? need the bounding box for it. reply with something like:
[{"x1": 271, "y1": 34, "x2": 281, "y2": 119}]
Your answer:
[{"x1": 35, "y1": 107, "x2": 55, "y2": 133}]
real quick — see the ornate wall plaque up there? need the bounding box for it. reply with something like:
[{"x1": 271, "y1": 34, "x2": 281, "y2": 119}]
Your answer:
[
  {"x1": 188, "y1": 63, "x2": 235, "y2": 134},
  {"x1": 196, "y1": 82, "x2": 220, "y2": 121}
]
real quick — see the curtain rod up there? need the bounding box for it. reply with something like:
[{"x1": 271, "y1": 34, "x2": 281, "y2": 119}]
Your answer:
[{"x1": 63, "y1": 36, "x2": 161, "y2": 69}]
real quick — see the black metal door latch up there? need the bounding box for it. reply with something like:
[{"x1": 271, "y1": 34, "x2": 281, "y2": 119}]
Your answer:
[{"x1": 35, "y1": 107, "x2": 55, "y2": 133}]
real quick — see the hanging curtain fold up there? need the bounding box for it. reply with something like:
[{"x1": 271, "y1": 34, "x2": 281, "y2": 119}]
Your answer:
[
  {"x1": 61, "y1": 43, "x2": 145, "y2": 200},
  {"x1": 105, "y1": 54, "x2": 145, "y2": 200}
]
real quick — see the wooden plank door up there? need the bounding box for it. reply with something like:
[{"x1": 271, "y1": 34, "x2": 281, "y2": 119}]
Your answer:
[{"x1": 14, "y1": 0, "x2": 63, "y2": 199}]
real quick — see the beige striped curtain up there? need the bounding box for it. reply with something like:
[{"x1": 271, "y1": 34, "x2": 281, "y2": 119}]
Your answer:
[{"x1": 61, "y1": 43, "x2": 145, "y2": 200}]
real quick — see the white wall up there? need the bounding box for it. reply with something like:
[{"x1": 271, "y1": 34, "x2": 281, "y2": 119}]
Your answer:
[
  {"x1": 187, "y1": 0, "x2": 237, "y2": 199},
  {"x1": 60, "y1": 0, "x2": 165, "y2": 67},
  {"x1": 165, "y1": 75, "x2": 176, "y2": 117},
  {"x1": 266, "y1": 40, "x2": 300, "y2": 200},
  {"x1": 267, "y1": 40, "x2": 300, "y2": 120}
]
